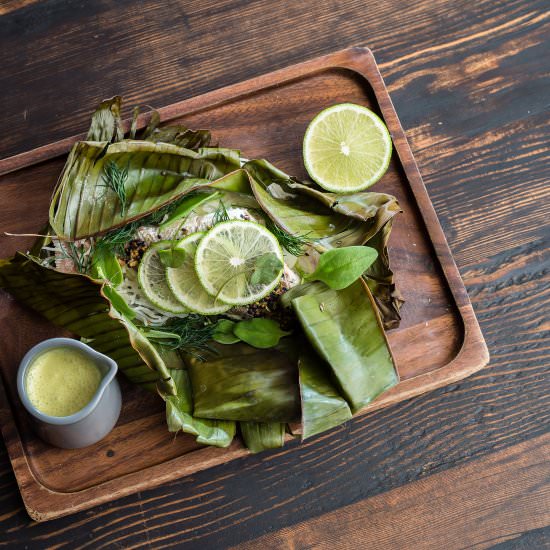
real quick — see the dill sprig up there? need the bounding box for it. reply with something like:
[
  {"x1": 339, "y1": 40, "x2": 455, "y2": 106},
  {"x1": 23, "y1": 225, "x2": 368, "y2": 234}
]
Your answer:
[
  {"x1": 102, "y1": 161, "x2": 129, "y2": 215},
  {"x1": 260, "y1": 214, "x2": 312, "y2": 256},
  {"x1": 96, "y1": 223, "x2": 138, "y2": 256},
  {"x1": 143, "y1": 315, "x2": 216, "y2": 358},
  {"x1": 145, "y1": 195, "x2": 189, "y2": 226},
  {"x1": 59, "y1": 241, "x2": 95, "y2": 274},
  {"x1": 212, "y1": 199, "x2": 230, "y2": 225},
  {"x1": 95, "y1": 192, "x2": 201, "y2": 255}
]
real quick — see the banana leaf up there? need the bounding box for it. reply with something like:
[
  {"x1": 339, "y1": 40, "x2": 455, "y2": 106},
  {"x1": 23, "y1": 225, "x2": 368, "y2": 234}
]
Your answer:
[
  {"x1": 88, "y1": 96, "x2": 212, "y2": 151},
  {"x1": 290, "y1": 279, "x2": 398, "y2": 413},
  {"x1": 242, "y1": 160, "x2": 402, "y2": 328},
  {"x1": 50, "y1": 141, "x2": 241, "y2": 240},
  {"x1": 363, "y1": 224, "x2": 404, "y2": 329},
  {"x1": 298, "y1": 346, "x2": 352, "y2": 439},
  {"x1": 141, "y1": 111, "x2": 212, "y2": 150},
  {"x1": 239, "y1": 422, "x2": 286, "y2": 453},
  {"x1": 166, "y1": 369, "x2": 236, "y2": 447},
  {"x1": 186, "y1": 342, "x2": 300, "y2": 422},
  {"x1": 86, "y1": 96, "x2": 124, "y2": 142}
]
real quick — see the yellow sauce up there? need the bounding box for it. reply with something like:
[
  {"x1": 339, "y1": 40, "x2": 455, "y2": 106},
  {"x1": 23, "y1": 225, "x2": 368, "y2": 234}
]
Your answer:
[{"x1": 25, "y1": 347, "x2": 102, "y2": 417}]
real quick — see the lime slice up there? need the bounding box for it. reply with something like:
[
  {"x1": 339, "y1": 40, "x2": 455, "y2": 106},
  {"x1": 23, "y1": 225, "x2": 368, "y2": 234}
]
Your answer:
[
  {"x1": 303, "y1": 103, "x2": 392, "y2": 193},
  {"x1": 166, "y1": 232, "x2": 232, "y2": 315},
  {"x1": 137, "y1": 241, "x2": 188, "y2": 314},
  {"x1": 194, "y1": 220, "x2": 283, "y2": 306}
]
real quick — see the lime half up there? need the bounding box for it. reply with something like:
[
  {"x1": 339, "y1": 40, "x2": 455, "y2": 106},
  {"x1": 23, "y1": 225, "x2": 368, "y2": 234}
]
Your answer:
[
  {"x1": 166, "y1": 232, "x2": 231, "y2": 315},
  {"x1": 194, "y1": 220, "x2": 283, "y2": 306},
  {"x1": 138, "y1": 241, "x2": 188, "y2": 314},
  {"x1": 303, "y1": 103, "x2": 392, "y2": 193}
]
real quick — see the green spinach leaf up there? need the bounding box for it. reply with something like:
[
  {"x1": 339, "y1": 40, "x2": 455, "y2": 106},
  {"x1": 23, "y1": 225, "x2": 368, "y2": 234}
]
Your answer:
[
  {"x1": 213, "y1": 319, "x2": 241, "y2": 344},
  {"x1": 158, "y1": 247, "x2": 186, "y2": 268},
  {"x1": 251, "y1": 253, "x2": 284, "y2": 286},
  {"x1": 233, "y1": 318, "x2": 290, "y2": 349},
  {"x1": 304, "y1": 246, "x2": 377, "y2": 290},
  {"x1": 90, "y1": 247, "x2": 123, "y2": 286}
]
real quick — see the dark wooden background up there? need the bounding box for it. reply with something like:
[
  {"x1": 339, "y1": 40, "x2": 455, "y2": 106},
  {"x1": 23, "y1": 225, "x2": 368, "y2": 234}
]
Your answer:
[{"x1": 0, "y1": 1, "x2": 548, "y2": 548}]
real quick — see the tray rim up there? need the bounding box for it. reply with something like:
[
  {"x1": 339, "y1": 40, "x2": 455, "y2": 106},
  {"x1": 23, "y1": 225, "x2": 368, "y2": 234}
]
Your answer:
[{"x1": 0, "y1": 46, "x2": 489, "y2": 521}]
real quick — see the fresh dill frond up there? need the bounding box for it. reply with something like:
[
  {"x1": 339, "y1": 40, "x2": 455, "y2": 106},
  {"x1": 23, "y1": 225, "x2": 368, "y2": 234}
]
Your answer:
[
  {"x1": 143, "y1": 314, "x2": 216, "y2": 358},
  {"x1": 212, "y1": 200, "x2": 230, "y2": 225},
  {"x1": 259, "y1": 213, "x2": 312, "y2": 256},
  {"x1": 59, "y1": 241, "x2": 95, "y2": 274},
  {"x1": 96, "y1": 223, "x2": 139, "y2": 255},
  {"x1": 95, "y1": 193, "x2": 202, "y2": 255},
  {"x1": 102, "y1": 161, "x2": 129, "y2": 215},
  {"x1": 144, "y1": 191, "x2": 201, "y2": 226}
]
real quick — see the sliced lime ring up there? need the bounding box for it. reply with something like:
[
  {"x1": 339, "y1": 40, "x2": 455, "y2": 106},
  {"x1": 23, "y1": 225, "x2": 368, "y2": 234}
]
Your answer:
[
  {"x1": 194, "y1": 220, "x2": 283, "y2": 306},
  {"x1": 166, "y1": 232, "x2": 232, "y2": 315},
  {"x1": 137, "y1": 241, "x2": 189, "y2": 314}
]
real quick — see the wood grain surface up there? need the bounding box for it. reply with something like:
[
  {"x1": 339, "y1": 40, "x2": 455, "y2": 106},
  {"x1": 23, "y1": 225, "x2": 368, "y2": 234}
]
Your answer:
[
  {"x1": 0, "y1": 0, "x2": 548, "y2": 548},
  {"x1": 233, "y1": 433, "x2": 550, "y2": 550}
]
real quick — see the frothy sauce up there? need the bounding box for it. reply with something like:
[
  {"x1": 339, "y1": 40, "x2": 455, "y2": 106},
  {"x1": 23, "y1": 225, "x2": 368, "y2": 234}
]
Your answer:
[{"x1": 25, "y1": 347, "x2": 102, "y2": 417}]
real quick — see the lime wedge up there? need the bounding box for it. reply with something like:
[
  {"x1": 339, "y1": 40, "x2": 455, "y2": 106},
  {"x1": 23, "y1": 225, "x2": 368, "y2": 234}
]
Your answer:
[
  {"x1": 137, "y1": 241, "x2": 188, "y2": 314},
  {"x1": 303, "y1": 103, "x2": 392, "y2": 193},
  {"x1": 166, "y1": 232, "x2": 232, "y2": 315},
  {"x1": 194, "y1": 220, "x2": 283, "y2": 306}
]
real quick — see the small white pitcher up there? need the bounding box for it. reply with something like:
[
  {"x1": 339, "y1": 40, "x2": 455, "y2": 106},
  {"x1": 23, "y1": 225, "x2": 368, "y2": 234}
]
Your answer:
[{"x1": 17, "y1": 338, "x2": 121, "y2": 449}]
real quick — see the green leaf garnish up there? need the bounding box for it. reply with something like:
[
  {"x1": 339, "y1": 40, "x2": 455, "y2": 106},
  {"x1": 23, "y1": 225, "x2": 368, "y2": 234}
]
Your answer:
[
  {"x1": 251, "y1": 253, "x2": 284, "y2": 286},
  {"x1": 212, "y1": 319, "x2": 241, "y2": 344},
  {"x1": 158, "y1": 247, "x2": 186, "y2": 268},
  {"x1": 233, "y1": 318, "x2": 290, "y2": 349},
  {"x1": 90, "y1": 247, "x2": 123, "y2": 286},
  {"x1": 304, "y1": 246, "x2": 378, "y2": 290}
]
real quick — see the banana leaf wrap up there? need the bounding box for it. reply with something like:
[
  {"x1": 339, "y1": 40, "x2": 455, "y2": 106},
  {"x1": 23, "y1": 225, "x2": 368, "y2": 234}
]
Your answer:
[
  {"x1": 239, "y1": 422, "x2": 286, "y2": 454},
  {"x1": 186, "y1": 342, "x2": 300, "y2": 422},
  {"x1": 166, "y1": 369, "x2": 236, "y2": 447},
  {"x1": 297, "y1": 345, "x2": 353, "y2": 439},
  {"x1": 241, "y1": 159, "x2": 403, "y2": 328},
  {"x1": 86, "y1": 96, "x2": 124, "y2": 143},
  {"x1": 289, "y1": 280, "x2": 398, "y2": 413},
  {"x1": 0, "y1": 97, "x2": 404, "y2": 451},
  {"x1": 50, "y1": 141, "x2": 241, "y2": 240}
]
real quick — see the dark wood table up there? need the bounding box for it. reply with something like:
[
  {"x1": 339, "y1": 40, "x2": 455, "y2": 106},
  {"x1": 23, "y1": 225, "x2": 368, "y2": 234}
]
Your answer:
[{"x1": 0, "y1": 1, "x2": 548, "y2": 548}]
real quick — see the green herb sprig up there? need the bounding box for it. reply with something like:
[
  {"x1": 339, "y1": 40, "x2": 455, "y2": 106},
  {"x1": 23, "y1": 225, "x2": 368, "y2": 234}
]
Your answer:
[
  {"x1": 95, "y1": 192, "x2": 202, "y2": 255},
  {"x1": 96, "y1": 223, "x2": 139, "y2": 256},
  {"x1": 255, "y1": 211, "x2": 312, "y2": 256},
  {"x1": 59, "y1": 241, "x2": 95, "y2": 274},
  {"x1": 143, "y1": 315, "x2": 216, "y2": 358},
  {"x1": 212, "y1": 200, "x2": 230, "y2": 225},
  {"x1": 101, "y1": 161, "x2": 129, "y2": 216}
]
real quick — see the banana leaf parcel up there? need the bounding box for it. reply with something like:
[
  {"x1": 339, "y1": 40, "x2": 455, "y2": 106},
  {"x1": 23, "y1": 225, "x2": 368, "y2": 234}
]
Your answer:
[{"x1": 0, "y1": 97, "x2": 402, "y2": 453}]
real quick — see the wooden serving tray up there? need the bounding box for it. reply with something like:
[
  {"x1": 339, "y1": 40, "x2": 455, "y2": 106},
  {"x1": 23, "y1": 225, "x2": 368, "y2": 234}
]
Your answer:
[{"x1": 0, "y1": 47, "x2": 488, "y2": 521}]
